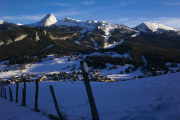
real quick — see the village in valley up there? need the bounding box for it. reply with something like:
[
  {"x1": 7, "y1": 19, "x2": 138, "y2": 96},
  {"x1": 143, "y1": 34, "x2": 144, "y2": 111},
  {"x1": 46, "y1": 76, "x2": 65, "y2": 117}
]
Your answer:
[
  {"x1": 0, "y1": 53, "x2": 125, "y2": 84},
  {"x1": 0, "y1": 52, "x2": 180, "y2": 85}
]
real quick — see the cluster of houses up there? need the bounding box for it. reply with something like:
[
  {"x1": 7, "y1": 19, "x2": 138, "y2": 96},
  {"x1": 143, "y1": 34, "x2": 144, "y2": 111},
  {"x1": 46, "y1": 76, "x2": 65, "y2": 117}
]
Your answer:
[
  {"x1": 1, "y1": 62, "x2": 179, "y2": 85},
  {"x1": 0, "y1": 69, "x2": 116, "y2": 85}
]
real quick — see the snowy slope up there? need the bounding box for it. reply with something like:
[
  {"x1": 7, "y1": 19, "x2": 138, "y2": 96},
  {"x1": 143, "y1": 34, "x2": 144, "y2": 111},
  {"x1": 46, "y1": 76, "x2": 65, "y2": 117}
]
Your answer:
[
  {"x1": 1, "y1": 53, "x2": 179, "y2": 80},
  {"x1": 1, "y1": 72, "x2": 180, "y2": 120},
  {"x1": 100, "y1": 24, "x2": 125, "y2": 48},
  {"x1": 54, "y1": 17, "x2": 136, "y2": 48},
  {"x1": 134, "y1": 22, "x2": 177, "y2": 32},
  {"x1": 0, "y1": 98, "x2": 50, "y2": 120},
  {"x1": 98, "y1": 24, "x2": 137, "y2": 48},
  {"x1": 99, "y1": 24, "x2": 132, "y2": 36}
]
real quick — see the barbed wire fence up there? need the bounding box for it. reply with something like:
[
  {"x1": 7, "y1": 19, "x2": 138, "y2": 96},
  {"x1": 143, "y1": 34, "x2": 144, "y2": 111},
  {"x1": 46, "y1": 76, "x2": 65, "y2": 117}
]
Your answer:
[{"x1": 0, "y1": 80, "x2": 92, "y2": 120}]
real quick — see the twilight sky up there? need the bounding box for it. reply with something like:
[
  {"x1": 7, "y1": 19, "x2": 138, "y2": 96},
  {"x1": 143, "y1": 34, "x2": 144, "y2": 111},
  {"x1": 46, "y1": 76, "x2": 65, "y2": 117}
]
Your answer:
[{"x1": 0, "y1": 0, "x2": 180, "y2": 28}]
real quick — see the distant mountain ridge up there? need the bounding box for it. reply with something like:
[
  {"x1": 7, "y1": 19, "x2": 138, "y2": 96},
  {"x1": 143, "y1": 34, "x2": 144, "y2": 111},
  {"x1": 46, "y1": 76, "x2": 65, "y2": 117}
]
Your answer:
[
  {"x1": 134, "y1": 22, "x2": 177, "y2": 33},
  {"x1": 0, "y1": 14, "x2": 179, "y2": 49},
  {"x1": 25, "y1": 14, "x2": 179, "y2": 33},
  {"x1": 0, "y1": 13, "x2": 179, "y2": 33}
]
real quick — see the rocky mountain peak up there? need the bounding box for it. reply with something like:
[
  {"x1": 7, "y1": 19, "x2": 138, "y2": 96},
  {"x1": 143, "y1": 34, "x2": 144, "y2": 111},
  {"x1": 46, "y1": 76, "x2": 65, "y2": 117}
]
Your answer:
[{"x1": 39, "y1": 13, "x2": 57, "y2": 26}]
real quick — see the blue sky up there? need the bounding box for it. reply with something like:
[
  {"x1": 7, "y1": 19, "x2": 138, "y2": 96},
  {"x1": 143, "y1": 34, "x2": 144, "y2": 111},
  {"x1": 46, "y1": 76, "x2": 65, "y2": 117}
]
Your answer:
[{"x1": 0, "y1": 0, "x2": 180, "y2": 28}]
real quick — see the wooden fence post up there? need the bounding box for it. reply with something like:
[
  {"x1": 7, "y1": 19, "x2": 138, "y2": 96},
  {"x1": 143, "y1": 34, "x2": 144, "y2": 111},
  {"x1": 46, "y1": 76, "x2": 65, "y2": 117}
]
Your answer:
[
  {"x1": 2, "y1": 86, "x2": 4, "y2": 98},
  {"x1": 49, "y1": 85, "x2": 63, "y2": 120},
  {"x1": 16, "y1": 82, "x2": 19, "y2": 103},
  {"x1": 24, "y1": 78, "x2": 26, "y2": 106},
  {"x1": 9, "y1": 87, "x2": 11, "y2": 100},
  {"x1": 35, "y1": 79, "x2": 39, "y2": 112},
  {"x1": 3, "y1": 88, "x2": 4, "y2": 98},
  {"x1": 80, "y1": 61, "x2": 99, "y2": 120},
  {"x1": 1, "y1": 85, "x2": 2, "y2": 97},
  {"x1": 4, "y1": 88, "x2": 6, "y2": 99},
  {"x1": 22, "y1": 78, "x2": 26, "y2": 106},
  {"x1": 22, "y1": 88, "x2": 25, "y2": 106},
  {"x1": 9, "y1": 87, "x2": 13, "y2": 101}
]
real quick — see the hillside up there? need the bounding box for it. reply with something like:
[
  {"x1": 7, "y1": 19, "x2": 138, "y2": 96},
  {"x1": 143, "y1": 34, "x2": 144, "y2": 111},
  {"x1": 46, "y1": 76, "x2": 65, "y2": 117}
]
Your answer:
[
  {"x1": 118, "y1": 32, "x2": 180, "y2": 69},
  {"x1": 0, "y1": 25, "x2": 92, "y2": 62},
  {"x1": 0, "y1": 14, "x2": 180, "y2": 72}
]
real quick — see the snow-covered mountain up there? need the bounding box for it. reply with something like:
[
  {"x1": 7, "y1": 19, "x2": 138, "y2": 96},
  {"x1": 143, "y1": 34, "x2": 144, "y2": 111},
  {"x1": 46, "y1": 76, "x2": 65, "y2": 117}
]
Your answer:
[
  {"x1": 27, "y1": 14, "x2": 57, "y2": 27},
  {"x1": 16, "y1": 23, "x2": 23, "y2": 26},
  {"x1": 25, "y1": 14, "x2": 138, "y2": 49},
  {"x1": 0, "y1": 20, "x2": 4, "y2": 24},
  {"x1": 29, "y1": 14, "x2": 108, "y2": 27},
  {"x1": 1, "y1": 14, "x2": 180, "y2": 50},
  {"x1": 134, "y1": 22, "x2": 177, "y2": 33},
  {"x1": 27, "y1": 14, "x2": 102, "y2": 29},
  {"x1": 27, "y1": 14, "x2": 133, "y2": 33},
  {"x1": 2, "y1": 14, "x2": 179, "y2": 34},
  {"x1": 56, "y1": 17, "x2": 107, "y2": 30}
]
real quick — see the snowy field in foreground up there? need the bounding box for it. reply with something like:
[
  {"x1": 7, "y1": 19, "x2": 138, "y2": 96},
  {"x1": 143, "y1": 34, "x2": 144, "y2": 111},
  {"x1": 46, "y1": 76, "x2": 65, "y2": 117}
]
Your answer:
[
  {"x1": 0, "y1": 98, "x2": 50, "y2": 120},
  {"x1": 0, "y1": 72, "x2": 180, "y2": 120}
]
